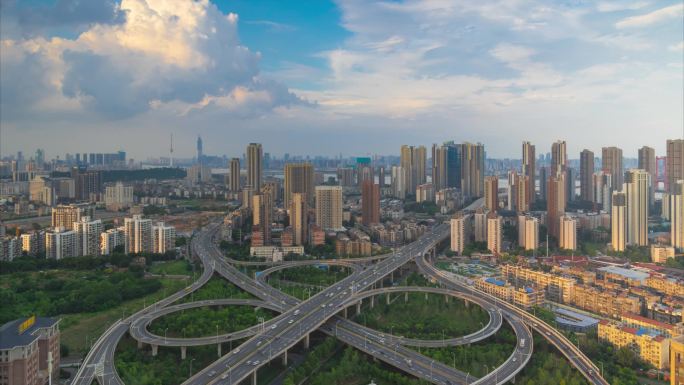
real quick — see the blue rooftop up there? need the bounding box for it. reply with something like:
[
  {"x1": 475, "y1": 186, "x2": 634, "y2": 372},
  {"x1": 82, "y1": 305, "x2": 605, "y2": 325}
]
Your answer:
[{"x1": 485, "y1": 277, "x2": 505, "y2": 286}]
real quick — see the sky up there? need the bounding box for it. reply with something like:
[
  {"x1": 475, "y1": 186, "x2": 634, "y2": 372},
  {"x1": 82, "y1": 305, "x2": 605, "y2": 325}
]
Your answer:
[{"x1": 1, "y1": 0, "x2": 682, "y2": 161}]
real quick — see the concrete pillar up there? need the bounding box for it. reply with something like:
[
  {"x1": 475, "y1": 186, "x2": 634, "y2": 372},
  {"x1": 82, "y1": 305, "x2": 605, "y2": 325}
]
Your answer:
[
  {"x1": 370, "y1": 296, "x2": 374, "y2": 309},
  {"x1": 151, "y1": 344, "x2": 158, "y2": 356},
  {"x1": 282, "y1": 350, "x2": 288, "y2": 366},
  {"x1": 425, "y1": 292, "x2": 428, "y2": 301},
  {"x1": 465, "y1": 299, "x2": 469, "y2": 308},
  {"x1": 181, "y1": 346, "x2": 187, "y2": 360},
  {"x1": 445, "y1": 294, "x2": 449, "y2": 303},
  {"x1": 386, "y1": 293, "x2": 390, "y2": 305},
  {"x1": 217, "y1": 343, "x2": 221, "y2": 357},
  {"x1": 391, "y1": 271, "x2": 394, "y2": 282},
  {"x1": 343, "y1": 307, "x2": 348, "y2": 318},
  {"x1": 405, "y1": 292, "x2": 408, "y2": 303},
  {"x1": 137, "y1": 340, "x2": 143, "y2": 349},
  {"x1": 303, "y1": 333, "x2": 310, "y2": 349},
  {"x1": 356, "y1": 301, "x2": 361, "y2": 315},
  {"x1": 252, "y1": 371, "x2": 257, "y2": 385}
]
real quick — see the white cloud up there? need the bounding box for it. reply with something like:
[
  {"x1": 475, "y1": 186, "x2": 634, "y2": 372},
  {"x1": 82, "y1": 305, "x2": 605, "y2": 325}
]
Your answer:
[
  {"x1": 616, "y1": 3, "x2": 683, "y2": 28},
  {"x1": 597, "y1": 1, "x2": 649, "y2": 12},
  {"x1": 669, "y1": 41, "x2": 684, "y2": 52}
]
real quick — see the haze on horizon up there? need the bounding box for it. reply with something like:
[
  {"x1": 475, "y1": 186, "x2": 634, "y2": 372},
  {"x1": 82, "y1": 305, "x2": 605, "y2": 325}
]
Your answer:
[{"x1": 1, "y1": 0, "x2": 682, "y2": 160}]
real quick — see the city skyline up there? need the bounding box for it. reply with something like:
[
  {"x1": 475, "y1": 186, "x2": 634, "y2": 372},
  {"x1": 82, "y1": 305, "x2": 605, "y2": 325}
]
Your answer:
[{"x1": 1, "y1": 0, "x2": 682, "y2": 159}]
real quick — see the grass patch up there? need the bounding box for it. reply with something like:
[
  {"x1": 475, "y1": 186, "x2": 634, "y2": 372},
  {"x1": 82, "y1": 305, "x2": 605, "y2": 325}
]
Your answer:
[
  {"x1": 150, "y1": 305, "x2": 276, "y2": 338},
  {"x1": 149, "y1": 260, "x2": 193, "y2": 276}
]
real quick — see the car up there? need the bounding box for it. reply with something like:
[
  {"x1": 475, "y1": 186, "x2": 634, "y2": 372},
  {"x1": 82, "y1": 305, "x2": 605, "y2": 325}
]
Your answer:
[
  {"x1": 221, "y1": 373, "x2": 229, "y2": 379},
  {"x1": 288, "y1": 319, "x2": 294, "y2": 324},
  {"x1": 253, "y1": 360, "x2": 260, "y2": 366},
  {"x1": 232, "y1": 348, "x2": 240, "y2": 354},
  {"x1": 271, "y1": 324, "x2": 277, "y2": 329},
  {"x1": 256, "y1": 341, "x2": 262, "y2": 346},
  {"x1": 247, "y1": 361, "x2": 252, "y2": 365},
  {"x1": 208, "y1": 370, "x2": 216, "y2": 377}
]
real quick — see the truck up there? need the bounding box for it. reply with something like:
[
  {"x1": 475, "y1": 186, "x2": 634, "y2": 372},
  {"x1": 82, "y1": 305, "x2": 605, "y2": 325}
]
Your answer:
[{"x1": 520, "y1": 338, "x2": 526, "y2": 348}]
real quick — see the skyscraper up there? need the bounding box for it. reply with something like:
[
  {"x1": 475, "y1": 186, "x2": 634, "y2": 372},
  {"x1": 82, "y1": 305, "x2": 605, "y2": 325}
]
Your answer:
[
  {"x1": 196, "y1": 135, "x2": 203, "y2": 163},
  {"x1": 539, "y1": 167, "x2": 548, "y2": 202},
  {"x1": 361, "y1": 180, "x2": 380, "y2": 226},
  {"x1": 667, "y1": 139, "x2": 684, "y2": 193},
  {"x1": 124, "y1": 215, "x2": 153, "y2": 254},
  {"x1": 444, "y1": 142, "x2": 462, "y2": 189},
  {"x1": 400, "y1": 145, "x2": 427, "y2": 195},
  {"x1": 284, "y1": 163, "x2": 314, "y2": 207},
  {"x1": 252, "y1": 193, "x2": 272, "y2": 245},
  {"x1": 487, "y1": 213, "x2": 502, "y2": 255},
  {"x1": 638, "y1": 146, "x2": 656, "y2": 205},
  {"x1": 671, "y1": 180, "x2": 683, "y2": 250},
  {"x1": 432, "y1": 144, "x2": 447, "y2": 192},
  {"x1": 611, "y1": 191, "x2": 626, "y2": 252},
  {"x1": 518, "y1": 215, "x2": 539, "y2": 251},
  {"x1": 414, "y1": 146, "x2": 427, "y2": 189},
  {"x1": 484, "y1": 176, "x2": 498, "y2": 212},
  {"x1": 593, "y1": 171, "x2": 613, "y2": 211},
  {"x1": 461, "y1": 142, "x2": 485, "y2": 198},
  {"x1": 522, "y1": 141, "x2": 536, "y2": 203},
  {"x1": 547, "y1": 172, "x2": 566, "y2": 239},
  {"x1": 566, "y1": 167, "x2": 576, "y2": 202},
  {"x1": 73, "y1": 216, "x2": 103, "y2": 256},
  {"x1": 390, "y1": 166, "x2": 407, "y2": 199},
  {"x1": 559, "y1": 216, "x2": 577, "y2": 251},
  {"x1": 246, "y1": 143, "x2": 263, "y2": 191},
  {"x1": 551, "y1": 140, "x2": 567, "y2": 175},
  {"x1": 625, "y1": 169, "x2": 649, "y2": 246},
  {"x1": 450, "y1": 213, "x2": 471, "y2": 255},
  {"x1": 229, "y1": 158, "x2": 241, "y2": 192},
  {"x1": 602, "y1": 146, "x2": 623, "y2": 189},
  {"x1": 315, "y1": 186, "x2": 343, "y2": 231},
  {"x1": 580, "y1": 149, "x2": 594, "y2": 202},
  {"x1": 289, "y1": 192, "x2": 308, "y2": 246},
  {"x1": 152, "y1": 222, "x2": 176, "y2": 254}
]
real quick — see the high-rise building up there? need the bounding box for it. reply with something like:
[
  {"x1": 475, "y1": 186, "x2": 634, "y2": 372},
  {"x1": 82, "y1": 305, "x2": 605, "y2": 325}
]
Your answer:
[
  {"x1": 580, "y1": 149, "x2": 594, "y2": 202},
  {"x1": 487, "y1": 213, "x2": 502, "y2": 255},
  {"x1": 414, "y1": 146, "x2": 427, "y2": 189},
  {"x1": 539, "y1": 167, "x2": 548, "y2": 202},
  {"x1": 284, "y1": 163, "x2": 314, "y2": 207},
  {"x1": 670, "y1": 180, "x2": 683, "y2": 250},
  {"x1": 124, "y1": 215, "x2": 153, "y2": 254},
  {"x1": 547, "y1": 172, "x2": 566, "y2": 239},
  {"x1": 315, "y1": 186, "x2": 344, "y2": 231},
  {"x1": 289, "y1": 193, "x2": 308, "y2": 246},
  {"x1": 71, "y1": 167, "x2": 102, "y2": 201},
  {"x1": 602, "y1": 146, "x2": 624, "y2": 190},
  {"x1": 186, "y1": 164, "x2": 211, "y2": 185},
  {"x1": 444, "y1": 142, "x2": 462, "y2": 189},
  {"x1": 361, "y1": 180, "x2": 380, "y2": 225},
  {"x1": 566, "y1": 167, "x2": 576, "y2": 202},
  {"x1": 672, "y1": 335, "x2": 684, "y2": 385},
  {"x1": 51, "y1": 203, "x2": 94, "y2": 229},
  {"x1": 450, "y1": 213, "x2": 471, "y2": 255},
  {"x1": 593, "y1": 171, "x2": 613, "y2": 211},
  {"x1": 336, "y1": 168, "x2": 355, "y2": 187},
  {"x1": 611, "y1": 191, "x2": 627, "y2": 252},
  {"x1": 518, "y1": 215, "x2": 539, "y2": 251},
  {"x1": 356, "y1": 158, "x2": 374, "y2": 187},
  {"x1": 391, "y1": 166, "x2": 408, "y2": 199},
  {"x1": 400, "y1": 145, "x2": 427, "y2": 195},
  {"x1": 45, "y1": 228, "x2": 77, "y2": 259},
  {"x1": 638, "y1": 146, "x2": 656, "y2": 205},
  {"x1": 625, "y1": 169, "x2": 649, "y2": 246},
  {"x1": 152, "y1": 222, "x2": 176, "y2": 254},
  {"x1": 73, "y1": 216, "x2": 103, "y2": 256},
  {"x1": 522, "y1": 141, "x2": 536, "y2": 203},
  {"x1": 101, "y1": 227, "x2": 124, "y2": 255},
  {"x1": 0, "y1": 316, "x2": 61, "y2": 385},
  {"x1": 461, "y1": 142, "x2": 485, "y2": 198},
  {"x1": 507, "y1": 172, "x2": 529, "y2": 212},
  {"x1": 667, "y1": 139, "x2": 684, "y2": 193},
  {"x1": 473, "y1": 208, "x2": 488, "y2": 243},
  {"x1": 559, "y1": 216, "x2": 577, "y2": 251},
  {"x1": 104, "y1": 182, "x2": 134, "y2": 211},
  {"x1": 551, "y1": 140, "x2": 567, "y2": 175},
  {"x1": 196, "y1": 135, "x2": 203, "y2": 162},
  {"x1": 432, "y1": 144, "x2": 447, "y2": 192},
  {"x1": 229, "y1": 158, "x2": 241, "y2": 192},
  {"x1": 484, "y1": 176, "x2": 498, "y2": 212},
  {"x1": 246, "y1": 143, "x2": 263, "y2": 191},
  {"x1": 252, "y1": 193, "x2": 272, "y2": 245}
]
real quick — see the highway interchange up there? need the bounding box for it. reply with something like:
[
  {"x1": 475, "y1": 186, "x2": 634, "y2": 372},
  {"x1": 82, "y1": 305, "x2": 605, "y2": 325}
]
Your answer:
[{"x1": 72, "y1": 212, "x2": 610, "y2": 385}]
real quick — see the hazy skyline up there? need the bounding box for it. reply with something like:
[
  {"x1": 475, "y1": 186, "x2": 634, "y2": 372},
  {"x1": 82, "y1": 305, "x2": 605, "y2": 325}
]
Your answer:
[{"x1": 1, "y1": 0, "x2": 682, "y2": 160}]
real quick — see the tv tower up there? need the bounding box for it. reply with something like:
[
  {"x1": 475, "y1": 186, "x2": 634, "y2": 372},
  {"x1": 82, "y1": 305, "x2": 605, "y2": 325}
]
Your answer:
[{"x1": 169, "y1": 133, "x2": 174, "y2": 167}]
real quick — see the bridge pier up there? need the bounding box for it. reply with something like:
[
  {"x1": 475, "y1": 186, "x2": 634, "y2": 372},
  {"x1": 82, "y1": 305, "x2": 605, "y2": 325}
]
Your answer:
[
  {"x1": 343, "y1": 307, "x2": 348, "y2": 318},
  {"x1": 445, "y1": 294, "x2": 449, "y2": 303},
  {"x1": 356, "y1": 301, "x2": 361, "y2": 315},
  {"x1": 386, "y1": 293, "x2": 390, "y2": 305},
  {"x1": 252, "y1": 371, "x2": 257, "y2": 385},
  {"x1": 282, "y1": 350, "x2": 288, "y2": 366},
  {"x1": 217, "y1": 343, "x2": 221, "y2": 357},
  {"x1": 181, "y1": 346, "x2": 187, "y2": 359},
  {"x1": 137, "y1": 340, "x2": 143, "y2": 349},
  {"x1": 151, "y1": 344, "x2": 158, "y2": 356},
  {"x1": 370, "y1": 296, "x2": 374, "y2": 309},
  {"x1": 425, "y1": 292, "x2": 428, "y2": 301},
  {"x1": 405, "y1": 292, "x2": 408, "y2": 303},
  {"x1": 303, "y1": 333, "x2": 310, "y2": 349},
  {"x1": 391, "y1": 271, "x2": 394, "y2": 282}
]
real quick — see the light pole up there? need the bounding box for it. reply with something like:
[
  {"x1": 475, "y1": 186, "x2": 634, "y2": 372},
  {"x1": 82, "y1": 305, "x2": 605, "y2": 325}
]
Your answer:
[
  {"x1": 430, "y1": 359, "x2": 434, "y2": 379},
  {"x1": 164, "y1": 328, "x2": 168, "y2": 344},
  {"x1": 189, "y1": 358, "x2": 195, "y2": 377}
]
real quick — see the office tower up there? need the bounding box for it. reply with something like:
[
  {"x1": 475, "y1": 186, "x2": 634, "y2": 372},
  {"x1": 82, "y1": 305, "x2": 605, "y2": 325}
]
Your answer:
[
  {"x1": 242, "y1": 187, "x2": 255, "y2": 209},
  {"x1": 602, "y1": 146, "x2": 624, "y2": 189},
  {"x1": 522, "y1": 141, "x2": 536, "y2": 203},
  {"x1": 361, "y1": 180, "x2": 380, "y2": 225},
  {"x1": 580, "y1": 150, "x2": 594, "y2": 202},
  {"x1": 473, "y1": 208, "x2": 488, "y2": 242},
  {"x1": 186, "y1": 164, "x2": 211, "y2": 185},
  {"x1": 124, "y1": 215, "x2": 153, "y2": 254},
  {"x1": 486, "y1": 213, "x2": 502, "y2": 255},
  {"x1": 638, "y1": 146, "x2": 656, "y2": 205},
  {"x1": 667, "y1": 139, "x2": 684, "y2": 193},
  {"x1": 593, "y1": 171, "x2": 613, "y2": 210},
  {"x1": 539, "y1": 167, "x2": 548, "y2": 202},
  {"x1": 518, "y1": 215, "x2": 539, "y2": 251},
  {"x1": 462, "y1": 142, "x2": 485, "y2": 198},
  {"x1": 670, "y1": 180, "x2": 683, "y2": 250},
  {"x1": 506, "y1": 171, "x2": 518, "y2": 211},
  {"x1": 356, "y1": 158, "x2": 374, "y2": 188},
  {"x1": 336, "y1": 168, "x2": 355, "y2": 187},
  {"x1": 51, "y1": 203, "x2": 94, "y2": 228},
  {"x1": 377, "y1": 166, "x2": 386, "y2": 188},
  {"x1": 484, "y1": 176, "x2": 498, "y2": 212},
  {"x1": 104, "y1": 182, "x2": 134, "y2": 211},
  {"x1": 625, "y1": 169, "x2": 649, "y2": 246},
  {"x1": 444, "y1": 141, "x2": 462, "y2": 189},
  {"x1": 315, "y1": 186, "x2": 344, "y2": 231},
  {"x1": 71, "y1": 167, "x2": 102, "y2": 201},
  {"x1": 229, "y1": 158, "x2": 241, "y2": 192},
  {"x1": 284, "y1": 163, "x2": 314, "y2": 207},
  {"x1": 450, "y1": 213, "x2": 471, "y2": 255},
  {"x1": 547, "y1": 172, "x2": 566, "y2": 239},
  {"x1": 400, "y1": 145, "x2": 427, "y2": 194},
  {"x1": 432, "y1": 144, "x2": 447, "y2": 192},
  {"x1": 611, "y1": 191, "x2": 626, "y2": 252},
  {"x1": 246, "y1": 143, "x2": 263, "y2": 191},
  {"x1": 391, "y1": 166, "x2": 408, "y2": 199},
  {"x1": 196, "y1": 135, "x2": 203, "y2": 162},
  {"x1": 515, "y1": 174, "x2": 530, "y2": 212},
  {"x1": 152, "y1": 222, "x2": 176, "y2": 254},
  {"x1": 551, "y1": 140, "x2": 567, "y2": 174},
  {"x1": 252, "y1": 193, "x2": 272, "y2": 245},
  {"x1": 101, "y1": 227, "x2": 124, "y2": 255},
  {"x1": 290, "y1": 193, "x2": 308, "y2": 246},
  {"x1": 29, "y1": 176, "x2": 55, "y2": 206},
  {"x1": 73, "y1": 216, "x2": 103, "y2": 256},
  {"x1": 566, "y1": 167, "x2": 576, "y2": 202},
  {"x1": 559, "y1": 216, "x2": 577, "y2": 251},
  {"x1": 45, "y1": 228, "x2": 77, "y2": 259}
]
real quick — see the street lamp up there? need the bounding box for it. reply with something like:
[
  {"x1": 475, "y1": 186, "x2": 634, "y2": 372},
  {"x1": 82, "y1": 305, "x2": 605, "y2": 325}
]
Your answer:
[
  {"x1": 164, "y1": 328, "x2": 169, "y2": 344},
  {"x1": 189, "y1": 358, "x2": 195, "y2": 377}
]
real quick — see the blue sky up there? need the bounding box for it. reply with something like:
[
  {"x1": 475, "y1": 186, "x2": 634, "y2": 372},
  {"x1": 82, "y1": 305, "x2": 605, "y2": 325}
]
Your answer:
[{"x1": 1, "y1": 0, "x2": 682, "y2": 160}]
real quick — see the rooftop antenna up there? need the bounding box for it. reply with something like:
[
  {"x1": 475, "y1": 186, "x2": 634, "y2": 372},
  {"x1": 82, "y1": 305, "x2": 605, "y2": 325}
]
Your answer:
[{"x1": 169, "y1": 133, "x2": 174, "y2": 167}]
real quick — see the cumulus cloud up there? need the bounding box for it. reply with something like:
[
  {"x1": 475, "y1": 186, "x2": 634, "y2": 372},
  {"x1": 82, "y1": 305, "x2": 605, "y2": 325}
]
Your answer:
[
  {"x1": 616, "y1": 3, "x2": 683, "y2": 28},
  {"x1": 0, "y1": 0, "x2": 306, "y2": 121}
]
